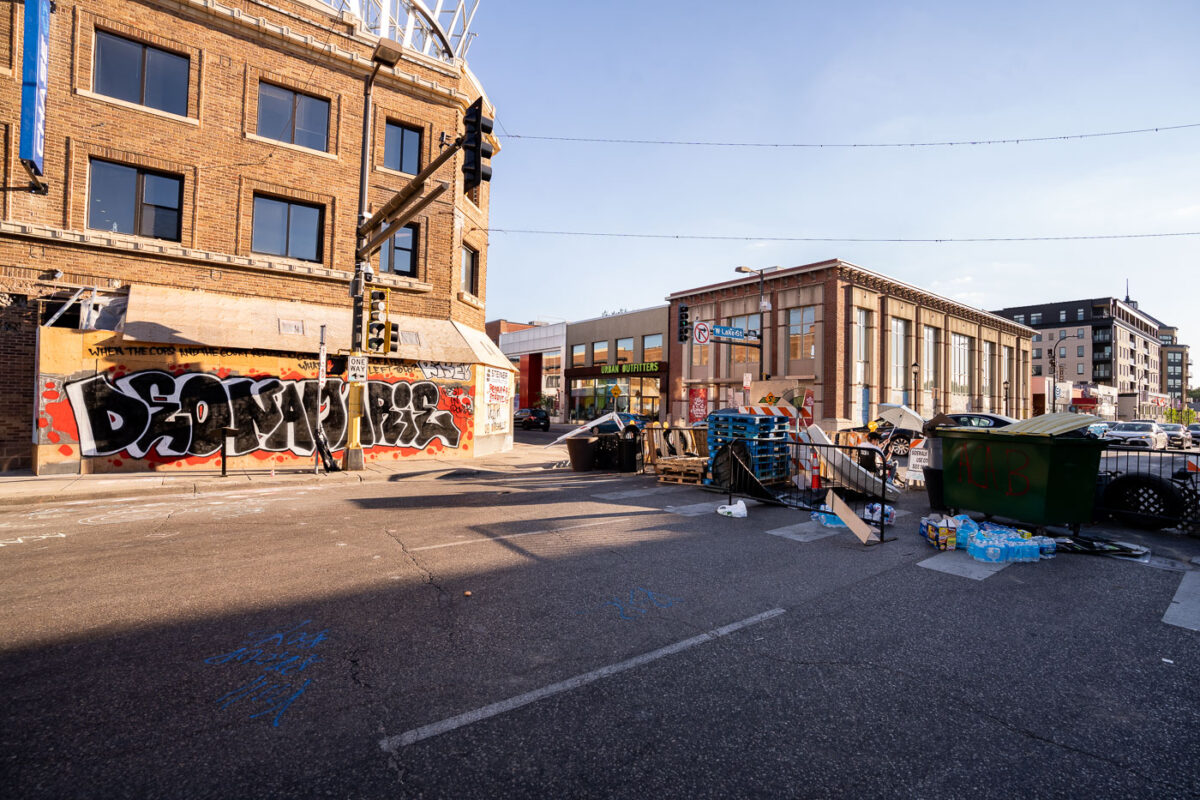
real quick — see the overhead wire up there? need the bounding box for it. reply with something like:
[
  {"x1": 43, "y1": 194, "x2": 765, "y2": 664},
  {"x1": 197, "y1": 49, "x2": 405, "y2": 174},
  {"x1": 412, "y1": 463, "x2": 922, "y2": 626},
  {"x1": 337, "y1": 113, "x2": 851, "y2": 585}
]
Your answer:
[{"x1": 484, "y1": 228, "x2": 1200, "y2": 243}]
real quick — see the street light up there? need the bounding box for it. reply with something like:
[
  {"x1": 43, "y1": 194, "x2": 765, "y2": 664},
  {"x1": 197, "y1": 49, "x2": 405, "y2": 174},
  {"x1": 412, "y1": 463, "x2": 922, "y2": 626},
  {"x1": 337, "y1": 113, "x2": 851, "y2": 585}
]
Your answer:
[
  {"x1": 911, "y1": 362, "x2": 919, "y2": 408},
  {"x1": 344, "y1": 38, "x2": 405, "y2": 471},
  {"x1": 1003, "y1": 380, "x2": 1010, "y2": 416},
  {"x1": 1046, "y1": 331, "x2": 1086, "y2": 415},
  {"x1": 735, "y1": 265, "x2": 775, "y2": 381}
]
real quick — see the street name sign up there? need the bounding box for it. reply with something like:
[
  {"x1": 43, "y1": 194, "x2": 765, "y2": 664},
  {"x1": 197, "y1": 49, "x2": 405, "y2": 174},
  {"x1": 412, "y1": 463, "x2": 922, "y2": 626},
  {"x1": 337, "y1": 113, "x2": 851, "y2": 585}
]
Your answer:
[{"x1": 712, "y1": 325, "x2": 746, "y2": 340}]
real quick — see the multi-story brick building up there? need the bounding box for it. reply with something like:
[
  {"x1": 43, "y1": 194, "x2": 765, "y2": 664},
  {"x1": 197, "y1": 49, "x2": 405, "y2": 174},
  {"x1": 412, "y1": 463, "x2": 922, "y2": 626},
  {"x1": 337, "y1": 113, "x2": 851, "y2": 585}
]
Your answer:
[
  {"x1": 1155, "y1": 324, "x2": 1190, "y2": 413},
  {"x1": 1, "y1": 0, "x2": 511, "y2": 474},
  {"x1": 668, "y1": 260, "x2": 1033, "y2": 428},
  {"x1": 993, "y1": 296, "x2": 1175, "y2": 420}
]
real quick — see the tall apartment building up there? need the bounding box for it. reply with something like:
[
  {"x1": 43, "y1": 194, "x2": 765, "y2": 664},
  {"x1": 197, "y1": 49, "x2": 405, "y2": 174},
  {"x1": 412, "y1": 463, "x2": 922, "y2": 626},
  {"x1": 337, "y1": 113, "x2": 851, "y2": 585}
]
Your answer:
[
  {"x1": 993, "y1": 296, "x2": 1174, "y2": 420},
  {"x1": 669, "y1": 260, "x2": 1033, "y2": 428},
  {"x1": 1155, "y1": 324, "x2": 1190, "y2": 410},
  {"x1": 2, "y1": 0, "x2": 511, "y2": 474}
]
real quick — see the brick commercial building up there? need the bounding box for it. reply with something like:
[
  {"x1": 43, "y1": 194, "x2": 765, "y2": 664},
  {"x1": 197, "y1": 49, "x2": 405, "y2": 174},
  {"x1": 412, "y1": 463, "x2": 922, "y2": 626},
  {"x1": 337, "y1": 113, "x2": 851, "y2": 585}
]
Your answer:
[
  {"x1": 1, "y1": 0, "x2": 512, "y2": 474},
  {"x1": 668, "y1": 260, "x2": 1033, "y2": 428}
]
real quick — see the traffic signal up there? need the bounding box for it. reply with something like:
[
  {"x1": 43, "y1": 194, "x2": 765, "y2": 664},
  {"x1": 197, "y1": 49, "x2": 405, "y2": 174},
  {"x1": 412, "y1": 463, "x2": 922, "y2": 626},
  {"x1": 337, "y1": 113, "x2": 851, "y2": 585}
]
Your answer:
[
  {"x1": 385, "y1": 321, "x2": 400, "y2": 353},
  {"x1": 462, "y1": 97, "x2": 494, "y2": 191},
  {"x1": 351, "y1": 292, "x2": 365, "y2": 351},
  {"x1": 677, "y1": 303, "x2": 690, "y2": 343},
  {"x1": 367, "y1": 289, "x2": 388, "y2": 352}
]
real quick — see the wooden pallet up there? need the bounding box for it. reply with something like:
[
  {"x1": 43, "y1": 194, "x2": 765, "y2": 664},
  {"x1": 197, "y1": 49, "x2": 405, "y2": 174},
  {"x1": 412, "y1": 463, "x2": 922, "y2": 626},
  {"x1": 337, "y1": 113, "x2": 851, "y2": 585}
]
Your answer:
[{"x1": 656, "y1": 456, "x2": 708, "y2": 485}]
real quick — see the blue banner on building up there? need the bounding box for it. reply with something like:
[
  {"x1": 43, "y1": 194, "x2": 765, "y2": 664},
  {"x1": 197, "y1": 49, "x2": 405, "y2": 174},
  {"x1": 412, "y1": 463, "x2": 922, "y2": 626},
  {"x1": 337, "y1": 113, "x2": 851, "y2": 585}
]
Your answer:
[{"x1": 19, "y1": 0, "x2": 52, "y2": 176}]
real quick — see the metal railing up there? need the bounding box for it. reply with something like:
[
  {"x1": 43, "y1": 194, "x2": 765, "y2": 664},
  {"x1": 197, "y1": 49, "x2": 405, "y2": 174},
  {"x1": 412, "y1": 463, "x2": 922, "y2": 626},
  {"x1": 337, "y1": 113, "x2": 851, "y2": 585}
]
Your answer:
[{"x1": 1094, "y1": 444, "x2": 1200, "y2": 532}]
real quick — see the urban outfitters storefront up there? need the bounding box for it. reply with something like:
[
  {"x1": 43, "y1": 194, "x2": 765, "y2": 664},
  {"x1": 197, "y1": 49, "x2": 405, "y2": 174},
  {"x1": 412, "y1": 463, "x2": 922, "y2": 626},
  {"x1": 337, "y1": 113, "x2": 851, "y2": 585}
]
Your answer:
[{"x1": 566, "y1": 361, "x2": 666, "y2": 422}]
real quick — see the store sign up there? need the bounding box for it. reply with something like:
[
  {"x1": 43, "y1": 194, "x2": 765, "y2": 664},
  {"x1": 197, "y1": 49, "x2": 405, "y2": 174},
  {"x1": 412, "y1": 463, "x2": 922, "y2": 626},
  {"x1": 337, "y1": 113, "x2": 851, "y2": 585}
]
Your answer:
[
  {"x1": 599, "y1": 361, "x2": 660, "y2": 375},
  {"x1": 688, "y1": 387, "x2": 708, "y2": 423},
  {"x1": 484, "y1": 367, "x2": 509, "y2": 404},
  {"x1": 20, "y1": 0, "x2": 52, "y2": 176}
]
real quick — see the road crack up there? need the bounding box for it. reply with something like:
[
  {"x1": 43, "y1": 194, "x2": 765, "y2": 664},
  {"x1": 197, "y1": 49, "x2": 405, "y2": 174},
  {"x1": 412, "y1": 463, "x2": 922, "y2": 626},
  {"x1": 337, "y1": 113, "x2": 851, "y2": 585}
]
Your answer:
[{"x1": 381, "y1": 527, "x2": 450, "y2": 606}]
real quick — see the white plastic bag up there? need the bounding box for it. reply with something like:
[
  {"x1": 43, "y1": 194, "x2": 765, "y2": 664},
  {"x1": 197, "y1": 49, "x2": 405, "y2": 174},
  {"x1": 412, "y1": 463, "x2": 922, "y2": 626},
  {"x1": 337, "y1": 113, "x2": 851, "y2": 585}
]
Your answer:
[{"x1": 717, "y1": 500, "x2": 748, "y2": 518}]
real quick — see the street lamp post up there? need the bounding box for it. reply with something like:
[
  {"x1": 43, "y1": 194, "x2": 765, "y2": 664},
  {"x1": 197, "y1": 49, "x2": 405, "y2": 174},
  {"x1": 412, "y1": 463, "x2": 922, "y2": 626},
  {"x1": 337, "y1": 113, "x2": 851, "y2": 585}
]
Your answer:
[
  {"x1": 911, "y1": 361, "x2": 919, "y2": 410},
  {"x1": 344, "y1": 38, "x2": 405, "y2": 471},
  {"x1": 735, "y1": 266, "x2": 775, "y2": 381},
  {"x1": 1003, "y1": 380, "x2": 1010, "y2": 416}
]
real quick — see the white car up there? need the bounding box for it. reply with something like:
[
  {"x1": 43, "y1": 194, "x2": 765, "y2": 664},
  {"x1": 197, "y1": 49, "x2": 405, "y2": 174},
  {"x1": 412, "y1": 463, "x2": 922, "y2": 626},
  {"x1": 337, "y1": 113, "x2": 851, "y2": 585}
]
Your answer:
[{"x1": 1104, "y1": 422, "x2": 1168, "y2": 450}]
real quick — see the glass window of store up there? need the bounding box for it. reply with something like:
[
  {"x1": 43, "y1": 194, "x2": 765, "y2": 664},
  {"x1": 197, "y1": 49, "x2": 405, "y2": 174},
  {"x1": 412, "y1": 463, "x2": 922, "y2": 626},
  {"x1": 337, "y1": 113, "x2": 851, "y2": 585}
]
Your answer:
[
  {"x1": 616, "y1": 338, "x2": 634, "y2": 364},
  {"x1": 981, "y1": 341, "x2": 994, "y2": 410},
  {"x1": 788, "y1": 306, "x2": 817, "y2": 364},
  {"x1": 642, "y1": 334, "x2": 663, "y2": 363},
  {"x1": 571, "y1": 344, "x2": 585, "y2": 367},
  {"x1": 543, "y1": 350, "x2": 562, "y2": 415},
  {"x1": 592, "y1": 341, "x2": 608, "y2": 365},
  {"x1": 570, "y1": 378, "x2": 597, "y2": 422},
  {"x1": 728, "y1": 313, "x2": 761, "y2": 372},
  {"x1": 889, "y1": 317, "x2": 910, "y2": 404},
  {"x1": 853, "y1": 309, "x2": 871, "y2": 385}
]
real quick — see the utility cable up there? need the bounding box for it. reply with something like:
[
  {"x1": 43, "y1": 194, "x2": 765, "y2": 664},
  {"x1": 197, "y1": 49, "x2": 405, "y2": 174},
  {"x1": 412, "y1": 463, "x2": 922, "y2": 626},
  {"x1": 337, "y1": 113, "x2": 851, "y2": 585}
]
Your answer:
[
  {"x1": 496, "y1": 122, "x2": 1200, "y2": 149},
  {"x1": 484, "y1": 228, "x2": 1200, "y2": 243}
]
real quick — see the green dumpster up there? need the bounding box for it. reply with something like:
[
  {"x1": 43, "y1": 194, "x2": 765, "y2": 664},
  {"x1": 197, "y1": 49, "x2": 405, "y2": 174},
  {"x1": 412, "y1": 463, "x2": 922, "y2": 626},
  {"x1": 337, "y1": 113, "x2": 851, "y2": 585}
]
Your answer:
[{"x1": 938, "y1": 429, "x2": 1105, "y2": 529}]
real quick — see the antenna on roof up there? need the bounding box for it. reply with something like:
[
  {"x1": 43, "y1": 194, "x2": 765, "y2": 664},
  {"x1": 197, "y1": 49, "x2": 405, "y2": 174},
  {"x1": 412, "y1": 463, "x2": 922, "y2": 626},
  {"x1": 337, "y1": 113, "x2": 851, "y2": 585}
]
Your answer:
[{"x1": 1124, "y1": 279, "x2": 1130, "y2": 302}]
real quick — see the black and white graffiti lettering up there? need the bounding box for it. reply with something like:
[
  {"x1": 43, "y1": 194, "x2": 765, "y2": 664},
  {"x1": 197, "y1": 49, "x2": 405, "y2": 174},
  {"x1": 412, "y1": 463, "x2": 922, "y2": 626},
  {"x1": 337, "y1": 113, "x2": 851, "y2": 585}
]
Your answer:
[
  {"x1": 418, "y1": 362, "x2": 471, "y2": 381},
  {"x1": 64, "y1": 371, "x2": 467, "y2": 458}
]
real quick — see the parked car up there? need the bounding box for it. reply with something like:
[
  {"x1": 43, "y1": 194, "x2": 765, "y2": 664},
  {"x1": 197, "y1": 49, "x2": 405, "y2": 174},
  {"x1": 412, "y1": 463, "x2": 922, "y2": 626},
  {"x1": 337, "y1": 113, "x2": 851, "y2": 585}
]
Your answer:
[
  {"x1": 1159, "y1": 423, "x2": 1193, "y2": 449},
  {"x1": 1085, "y1": 422, "x2": 1111, "y2": 439},
  {"x1": 847, "y1": 421, "x2": 920, "y2": 456},
  {"x1": 1104, "y1": 421, "x2": 1167, "y2": 449},
  {"x1": 1189, "y1": 423, "x2": 1200, "y2": 445},
  {"x1": 945, "y1": 412, "x2": 1018, "y2": 429},
  {"x1": 513, "y1": 408, "x2": 550, "y2": 431}
]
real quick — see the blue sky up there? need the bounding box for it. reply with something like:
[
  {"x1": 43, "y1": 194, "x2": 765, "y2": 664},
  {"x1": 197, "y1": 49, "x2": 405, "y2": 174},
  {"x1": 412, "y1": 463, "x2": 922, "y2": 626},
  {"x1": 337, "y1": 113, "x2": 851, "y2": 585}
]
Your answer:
[{"x1": 466, "y1": 1, "x2": 1199, "y2": 353}]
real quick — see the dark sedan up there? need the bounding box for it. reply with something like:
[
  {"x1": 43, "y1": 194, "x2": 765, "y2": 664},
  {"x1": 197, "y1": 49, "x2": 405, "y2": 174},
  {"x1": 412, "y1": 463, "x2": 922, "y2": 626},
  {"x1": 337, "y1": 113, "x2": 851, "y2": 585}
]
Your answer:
[
  {"x1": 1159, "y1": 423, "x2": 1192, "y2": 450},
  {"x1": 514, "y1": 408, "x2": 550, "y2": 431}
]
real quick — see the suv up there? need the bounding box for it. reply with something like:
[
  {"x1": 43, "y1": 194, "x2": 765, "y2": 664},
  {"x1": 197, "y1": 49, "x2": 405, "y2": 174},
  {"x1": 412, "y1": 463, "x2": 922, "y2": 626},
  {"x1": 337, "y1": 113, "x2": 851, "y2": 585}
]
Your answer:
[{"x1": 514, "y1": 408, "x2": 550, "y2": 431}]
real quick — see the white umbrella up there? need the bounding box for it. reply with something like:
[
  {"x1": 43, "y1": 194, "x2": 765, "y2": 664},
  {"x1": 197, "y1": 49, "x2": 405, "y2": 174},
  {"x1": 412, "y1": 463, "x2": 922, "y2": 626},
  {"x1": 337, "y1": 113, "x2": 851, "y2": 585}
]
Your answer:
[{"x1": 876, "y1": 403, "x2": 926, "y2": 433}]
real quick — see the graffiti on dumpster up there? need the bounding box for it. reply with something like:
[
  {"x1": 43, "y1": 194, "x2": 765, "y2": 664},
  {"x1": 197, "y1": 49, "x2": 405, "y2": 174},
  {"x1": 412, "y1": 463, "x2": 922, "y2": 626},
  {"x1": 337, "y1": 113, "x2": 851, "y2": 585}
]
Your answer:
[{"x1": 62, "y1": 370, "x2": 468, "y2": 458}]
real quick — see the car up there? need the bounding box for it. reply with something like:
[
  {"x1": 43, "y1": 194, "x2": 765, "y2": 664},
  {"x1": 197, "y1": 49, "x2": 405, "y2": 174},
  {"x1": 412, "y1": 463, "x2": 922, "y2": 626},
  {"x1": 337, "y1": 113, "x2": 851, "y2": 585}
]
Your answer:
[
  {"x1": 945, "y1": 412, "x2": 1018, "y2": 429},
  {"x1": 1189, "y1": 423, "x2": 1200, "y2": 446},
  {"x1": 1085, "y1": 422, "x2": 1111, "y2": 439},
  {"x1": 1159, "y1": 423, "x2": 1192, "y2": 449},
  {"x1": 513, "y1": 408, "x2": 550, "y2": 431},
  {"x1": 845, "y1": 420, "x2": 920, "y2": 456},
  {"x1": 1104, "y1": 421, "x2": 1168, "y2": 449}
]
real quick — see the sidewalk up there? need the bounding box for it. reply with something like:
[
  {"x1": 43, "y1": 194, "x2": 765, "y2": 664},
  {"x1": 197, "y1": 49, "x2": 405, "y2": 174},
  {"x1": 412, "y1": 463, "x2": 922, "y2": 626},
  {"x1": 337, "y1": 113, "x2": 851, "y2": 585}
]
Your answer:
[{"x1": 0, "y1": 441, "x2": 572, "y2": 508}]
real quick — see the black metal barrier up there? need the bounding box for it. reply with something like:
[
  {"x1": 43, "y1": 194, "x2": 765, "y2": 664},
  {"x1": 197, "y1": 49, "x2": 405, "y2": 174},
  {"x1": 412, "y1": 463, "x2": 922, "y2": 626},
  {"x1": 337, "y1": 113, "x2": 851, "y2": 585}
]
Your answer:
[
  {"x1": 705, "y1": 437, "x2": 898, "y2": 542},
  {"x1": 1094, "y1": 444, "x2": 1200, "y2": 533}
]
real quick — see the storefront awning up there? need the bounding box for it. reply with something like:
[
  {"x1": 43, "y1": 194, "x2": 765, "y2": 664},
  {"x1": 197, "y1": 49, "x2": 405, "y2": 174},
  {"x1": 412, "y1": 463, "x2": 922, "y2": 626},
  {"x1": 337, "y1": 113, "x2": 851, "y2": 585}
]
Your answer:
[{"x1": 118, "y1": 285, "x2": 513, "y2": 370}]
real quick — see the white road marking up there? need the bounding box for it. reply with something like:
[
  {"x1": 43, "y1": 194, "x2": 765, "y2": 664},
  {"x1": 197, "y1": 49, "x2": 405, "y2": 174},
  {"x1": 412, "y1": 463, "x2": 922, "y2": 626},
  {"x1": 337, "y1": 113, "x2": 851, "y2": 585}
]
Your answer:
[
  {"x1": 1162, "y1": 571, "x2": 1200, "y2": 632},
  {"x1": 765, "y1": 522, "x2": 839, "y2": 543},
  {"x1": 379, "y1": 607, "x2": 786, "y2": 751},
  {"x1": 409, "y1": 521, "x2": 609, "y2": 552},
  {"x1": 918, "y1": 550, "x2": 1010, "y2": 581}
]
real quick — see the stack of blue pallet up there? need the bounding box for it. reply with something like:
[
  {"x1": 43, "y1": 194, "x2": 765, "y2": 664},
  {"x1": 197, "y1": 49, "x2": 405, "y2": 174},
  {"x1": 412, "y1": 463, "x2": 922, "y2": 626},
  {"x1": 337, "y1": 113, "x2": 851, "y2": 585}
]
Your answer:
[{"x1": 706, "y1": 412, "x2": 791, "y2": 484}]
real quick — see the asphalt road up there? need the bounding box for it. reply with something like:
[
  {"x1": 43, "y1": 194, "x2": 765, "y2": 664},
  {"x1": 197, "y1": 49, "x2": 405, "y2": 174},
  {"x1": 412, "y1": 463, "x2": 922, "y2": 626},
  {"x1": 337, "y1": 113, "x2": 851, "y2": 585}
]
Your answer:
[{"x1": 1, "y1": 451, "x2": 1198, "y2": 799}]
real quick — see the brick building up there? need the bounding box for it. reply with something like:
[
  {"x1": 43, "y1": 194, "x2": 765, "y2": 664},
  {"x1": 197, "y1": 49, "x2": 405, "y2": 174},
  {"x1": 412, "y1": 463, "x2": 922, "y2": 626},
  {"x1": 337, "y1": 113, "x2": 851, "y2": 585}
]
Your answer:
[
  {"x1": 1, "y1": 0, "x2": 511, "y2": 474},
  {"x1": 668, "y1": 260, "x2": 1033, "y2": 427}
]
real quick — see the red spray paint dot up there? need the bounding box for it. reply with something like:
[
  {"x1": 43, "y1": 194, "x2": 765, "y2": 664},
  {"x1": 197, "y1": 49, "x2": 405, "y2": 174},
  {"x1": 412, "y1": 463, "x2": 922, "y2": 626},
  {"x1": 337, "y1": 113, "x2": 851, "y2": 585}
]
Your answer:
[{"x1": 58, "y1": 445, "x2": 73, "y2": 456}]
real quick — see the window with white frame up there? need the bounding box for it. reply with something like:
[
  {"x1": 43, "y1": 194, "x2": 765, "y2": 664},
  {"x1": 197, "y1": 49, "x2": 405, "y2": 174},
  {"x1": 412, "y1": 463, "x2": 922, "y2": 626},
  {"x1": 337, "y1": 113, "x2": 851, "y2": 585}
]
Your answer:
[
  {"x1": 788, "y1": 306, "x2": 816, "y2": 360},
  {"x1": 950, "y1": 334, "x2": 971, "y2": 395},
  {"x1": 923, "y1": 326, "x2": 939, "y2": 390}
]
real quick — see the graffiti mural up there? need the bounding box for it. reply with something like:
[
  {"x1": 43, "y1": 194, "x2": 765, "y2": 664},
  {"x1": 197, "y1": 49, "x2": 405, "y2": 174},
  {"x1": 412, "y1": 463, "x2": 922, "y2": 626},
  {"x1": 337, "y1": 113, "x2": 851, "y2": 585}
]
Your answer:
[
  {"x1": 63, "y1": 372, "x2": 463, "y2": 458},
  {"x1": 34, "y1": 328, "x2": 484, "y2": 472}
]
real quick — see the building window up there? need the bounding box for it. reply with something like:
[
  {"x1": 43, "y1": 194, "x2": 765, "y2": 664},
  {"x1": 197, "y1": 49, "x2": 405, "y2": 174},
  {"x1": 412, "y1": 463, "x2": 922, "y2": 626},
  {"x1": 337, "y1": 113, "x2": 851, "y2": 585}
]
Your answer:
[
  {"x1": 890, "y1": 317, "x2": 910, "y2": 403},
  {"x1": 571, "y1": 344, "x2": 585, "y2": 367},
  {"x1": 922, "y1": 326, "x2": 938, "y2": 390},
  {"x1": 1030, "y1": 312, "x2": 1042, "y2": 324},
  {"x1": 981, "y1": 341, "x2": 994, "y2": 404},
  {"x1": 730, "y1": 314, "x2": 761, "y2": 370},
  {"x1": 1013, "y1": 314, "x2": 1025, "y2": 324},
  {"x1": 592, "y1": 341, "x2": 608, "y2": 365},
  {"x1": 378, "y1": 223, "x2": 418, "y2": 277},
  {"x1": 616, "y1": 337, "x2": 634, "y2": 364},
  {"x1": 1077, "y1": 308, "x2": 1084, "y2": 320},
  {"x1": 384, "y1": 121, "x2": 421, "y2": 174},
  {"x1": 94, "y1": 31, "x2": 189, "y2": 116},
  {"x1": 1033, "y1": 348, "x2": 1042, "y2": 359},
  {"x1": 87, "y1": 159, "x2": 182, "y2": 241},
  {"x1": 1059, "y1": 310, "x2": 1067, "y2": 322},
  {"x1": 950, "y1": 334, "x2": 971, "y2": 395},
  {"x1": 1077, "y1": 328, "x2": 1084, "y2": 338},
  {"x1": 1032, "y1": 333, "x2": 1041, "y2": 342},
  {"x1": 1033, "y1": 364, "x2": 1043, "y2": 376},
  {"x1": 1077, "y1": 345, "x2": 1084, "y2": 357},
  {"x1": 257, "y1": 83, "x2": 329, "y2": 151},
  {"x1": 1077, "y1": 364, "x2": 1085, "y2": 375},
  {"x1": 1058, "y1": 330, "x2": 1066, "y2": 339},
  {"x1": 788, "y1": 306, "x2": 816, "y2": 360},
  {"x1": 642, "y1": 334, "x2": 662, "y2": 362},
  {"x1": 251, "y1": 195, "x2": 323, "y2": 262},
  {"x1": 461, "y1": 244, "x2": 479, "y2": 295},
  {"x1": 853, "y1": 309, "x2": 871, "y2": 384}
]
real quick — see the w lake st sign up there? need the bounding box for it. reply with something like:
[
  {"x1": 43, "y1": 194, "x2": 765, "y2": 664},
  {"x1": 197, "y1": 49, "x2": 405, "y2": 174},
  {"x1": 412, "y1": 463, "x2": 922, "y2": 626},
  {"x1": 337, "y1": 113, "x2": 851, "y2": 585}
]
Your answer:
[{"x1": 712, "y1": 326, "x2": 759, "y2": 341}]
